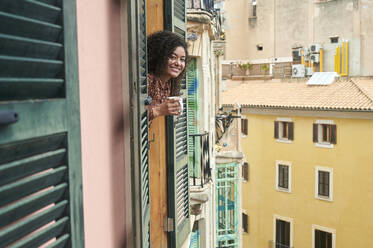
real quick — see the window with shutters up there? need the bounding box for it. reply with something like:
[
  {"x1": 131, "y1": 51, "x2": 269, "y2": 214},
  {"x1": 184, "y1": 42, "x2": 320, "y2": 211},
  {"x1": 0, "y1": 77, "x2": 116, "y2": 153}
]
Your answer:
[
  {"x1": 313, "y1": 120, "x2": 336, "y2": 148},
  {"x1": 216, "y1": 162, "x2": 239, "y2": 247},
  {"x1": 276, "y1": 160, "x2": 292, "y2": 193},
  {"x1": 242, "y1": 212, "x2": 249, "y2": 234},
  {"x1": 274, "y1": 118, "x2": 294, "y2": 143},
  {"x1": 241, "y1": 118, "x2": 248, "y2": 136},
  {"x1": 315, "y1": 166, "x2": 333, "y2": 201},
  {"x1": 242, "y1": 162, "x2": 249, "y2": 182},
  {"x1": 312, "y1": 225, "x2": 336, "y2": 248},
  {"x1": 0, "y1": 1, "x2": 84, "y2": 247},
  {"x1": 273, "y1": 215, "x2": 293, "y2": 248}
]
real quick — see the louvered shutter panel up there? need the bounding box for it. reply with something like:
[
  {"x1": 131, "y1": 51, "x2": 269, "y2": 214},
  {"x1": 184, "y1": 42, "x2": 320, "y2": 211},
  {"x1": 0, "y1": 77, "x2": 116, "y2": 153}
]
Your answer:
[
  {"x1": 330, "y1": 124, "x2": 337, "y2": 144},
  {"x1": 187, "y1": 58, "x2": 200, "y2": 177},
  {"x1": 165, "y1": 0, "x2": 191, "y2": 246},
  {"x1": 0, "y1": 1, "x2": 84, "y2": 247},
  {"x1": 313, "y1": 123, "x2": 318, "y2": 143},
  {"x1": 274, "y1": 121, "x2": 279, "y2": 139},
  {"x1": 128, "y1": 0, "x2": 150, "y2": 246},
  {"x1": 288, "y1": 122, "x2": 294, "y2": 140}
]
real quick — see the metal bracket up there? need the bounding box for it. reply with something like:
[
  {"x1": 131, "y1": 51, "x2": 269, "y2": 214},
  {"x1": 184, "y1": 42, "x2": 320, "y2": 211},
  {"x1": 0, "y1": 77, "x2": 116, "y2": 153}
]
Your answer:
[{"x1": 164, "y1": 217, "x2": 174, "y2": 232}]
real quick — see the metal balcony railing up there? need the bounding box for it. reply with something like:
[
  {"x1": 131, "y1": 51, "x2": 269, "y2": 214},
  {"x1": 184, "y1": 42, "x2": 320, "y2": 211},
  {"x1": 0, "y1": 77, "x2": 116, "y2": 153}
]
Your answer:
[
  {"x1": 188, "y1": 0, "x2": 215, "y2": 12},
  {"x1": 190, "y1": 132, "x2": 211, "y2": 187}
]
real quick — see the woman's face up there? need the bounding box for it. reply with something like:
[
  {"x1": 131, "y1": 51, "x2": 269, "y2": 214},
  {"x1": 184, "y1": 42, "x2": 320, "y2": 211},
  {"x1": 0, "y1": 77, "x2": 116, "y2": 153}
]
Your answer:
[{"x1": 165, "y1": 46, "x2": 186, "y2": 80}]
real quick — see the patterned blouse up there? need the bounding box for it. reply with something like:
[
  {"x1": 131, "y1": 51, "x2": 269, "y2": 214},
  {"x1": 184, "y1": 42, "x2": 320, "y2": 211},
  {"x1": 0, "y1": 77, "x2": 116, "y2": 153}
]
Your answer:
[{"x1": 147, "y1": 74, "x2": 171, "y2": 122}]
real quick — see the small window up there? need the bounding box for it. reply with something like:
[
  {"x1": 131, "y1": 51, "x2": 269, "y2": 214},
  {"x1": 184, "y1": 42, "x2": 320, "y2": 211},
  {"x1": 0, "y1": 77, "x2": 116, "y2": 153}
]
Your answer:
[
  {"x1": 313, "y1": 225, "x2": 335, "y2": 248},
  {"x1": 242, "y1": 162, "x2": 249, "y2": 181},
  {"x1": 330, "y1": 36, "x2": 339, "y2": 44},
  {"x1": 313, "y1": 121, "x2": 336, "y2": 147},
  {"x1": 256, "y1": 44, "x2": 263, "y2": 51},
  {"x1": 274, "y1": 120, "x2": 294, "y2": 142},
  {"x1": 315, "y1": 166, "x2": 333, "y2": 201},
  {"x1": 242, "y1": 213, "x2": 249, "y2": 233},
  {"x1": 252, "y1": 0, "x2": 257, "y2": 17},
  {"x1": 276, "y1": 161, "x2": 291, "y2": 192},
  {"x1": 241, "y1": 118, "x2": 248, "y2": 136}
]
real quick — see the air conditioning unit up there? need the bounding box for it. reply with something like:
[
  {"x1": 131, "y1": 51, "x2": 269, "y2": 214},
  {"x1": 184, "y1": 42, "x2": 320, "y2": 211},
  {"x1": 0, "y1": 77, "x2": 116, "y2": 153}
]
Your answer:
[
  {"x1": 310, "y1": 54, "x2": 320, "y2": 63},
  {"x1": 306, "y1": 67, "x2": 314, "y2": 76},
  {"x1": 292, "y1": 64, "x2": 305, "y2": 78},
  {"x1": 310, "y1": 44, "x2": 322, "y2": 53}
]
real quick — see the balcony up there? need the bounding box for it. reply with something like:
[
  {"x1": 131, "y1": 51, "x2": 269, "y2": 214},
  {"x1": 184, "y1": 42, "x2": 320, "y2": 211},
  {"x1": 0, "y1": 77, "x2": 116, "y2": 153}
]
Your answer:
[
  {"x1": 189, "y1": 132, "x2": 211, "y2": 187},
  {"x1": 188, "y1": 0, "x2": 215, "y2": 13}
]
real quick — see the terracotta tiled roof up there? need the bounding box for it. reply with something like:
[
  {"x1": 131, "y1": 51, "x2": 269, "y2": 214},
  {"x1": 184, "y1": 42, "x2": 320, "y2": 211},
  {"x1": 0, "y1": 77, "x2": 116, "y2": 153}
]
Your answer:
[{"x1": 221, "y1": 78, "x2": 373, "y2": 111}]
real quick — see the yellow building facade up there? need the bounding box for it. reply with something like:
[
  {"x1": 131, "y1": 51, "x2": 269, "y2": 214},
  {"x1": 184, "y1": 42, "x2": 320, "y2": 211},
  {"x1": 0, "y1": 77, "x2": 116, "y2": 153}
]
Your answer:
[{"x1": 221, "y1": 78, "x2": 373, "y2": 248}]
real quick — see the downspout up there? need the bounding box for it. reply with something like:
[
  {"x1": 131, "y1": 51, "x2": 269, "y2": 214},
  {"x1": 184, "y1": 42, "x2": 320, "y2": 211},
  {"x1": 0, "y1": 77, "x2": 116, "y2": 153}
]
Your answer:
[{"x1": 320, "y1": 48, "x2": 324, "y2": 72}]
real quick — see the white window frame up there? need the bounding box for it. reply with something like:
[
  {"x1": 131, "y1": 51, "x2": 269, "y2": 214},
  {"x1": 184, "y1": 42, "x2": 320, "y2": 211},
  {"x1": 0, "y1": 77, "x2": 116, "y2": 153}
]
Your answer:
[
  {"x1": 312, "y1": 224, "x2": 336, "y2": 248},
  {"x1": 315, "y1": 120, "x2": 334, "y2": 149},
  {"x1": 276, "y1": 117, "x2": 292, "y2": 144},
  {"x1": 273, "y1": 215, "x2": 294, "y2": 248},
  {"x1": 276, "y1": 160, "x2": 292, "y2": 193},
  {"x1": 315, "y1": 166, "x2": 333, "y2": 201}
]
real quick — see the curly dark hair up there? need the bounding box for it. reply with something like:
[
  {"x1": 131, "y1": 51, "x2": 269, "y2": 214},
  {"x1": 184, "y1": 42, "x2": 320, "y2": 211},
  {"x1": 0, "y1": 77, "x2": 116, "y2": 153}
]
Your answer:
[{"x1": 147, "y1": 31, "x2": 188, "y2": 96}]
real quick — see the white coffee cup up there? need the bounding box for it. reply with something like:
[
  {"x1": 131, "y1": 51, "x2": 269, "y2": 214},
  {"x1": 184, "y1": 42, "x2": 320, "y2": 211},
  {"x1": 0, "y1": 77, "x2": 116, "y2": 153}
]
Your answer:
[{"x1": 168, "y1": 96, "x2": 183, "y2": 115}]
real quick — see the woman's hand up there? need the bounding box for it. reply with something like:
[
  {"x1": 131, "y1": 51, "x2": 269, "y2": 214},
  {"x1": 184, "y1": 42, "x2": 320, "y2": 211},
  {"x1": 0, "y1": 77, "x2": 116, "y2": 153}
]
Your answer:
[{"x1": 152, "y1": 99, "x2": 181, "y2": 118}]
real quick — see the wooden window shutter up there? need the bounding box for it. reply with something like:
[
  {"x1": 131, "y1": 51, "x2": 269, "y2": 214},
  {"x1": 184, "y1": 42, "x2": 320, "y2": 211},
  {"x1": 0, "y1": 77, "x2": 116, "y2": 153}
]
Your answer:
[
  {"x1": 164, "y1": 0, "x2": 191, "y2": 247},
  {"x1": 128, "y1": 0, "x2": 150, "y2": 246},
  {"x1": 187, "y1": 58, "x2": 200, "y2": 177},
  {"x1": 330, "y1": 124, "x2": 337, "y2": 144},
  {"x1": 0, "y1": 1, "x2": 84, "y2": 247},
  {"x1": 241, "y1": 119, "x2": 248, "y2": 136},
  {"x1": 274, "y1": 121, "x2": 279, "y2": 139},
  {"x1": 313, "y1": 123, "x2": 318, "y2": 143},
  {"x1": 242, "y1": 213, "x2": 248, "y2": 233},
  {"x1": 242, "y1": 162, "x2": 249, "y2": 181},
  {"x1": 288, "y1": 122, "x2": 294, "y2": 140}
]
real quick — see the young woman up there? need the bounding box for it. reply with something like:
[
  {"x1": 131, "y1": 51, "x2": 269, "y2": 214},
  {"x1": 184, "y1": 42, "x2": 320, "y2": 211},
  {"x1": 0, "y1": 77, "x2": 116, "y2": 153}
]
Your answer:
[{"x1": 147, "y1": 31, "x2": 188, "y2": 122}]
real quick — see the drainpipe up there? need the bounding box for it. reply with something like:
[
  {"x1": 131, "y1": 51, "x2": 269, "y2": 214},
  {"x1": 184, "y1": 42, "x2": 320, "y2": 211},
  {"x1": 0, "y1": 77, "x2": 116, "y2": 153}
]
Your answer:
[{"x1": 320, "y1": 48, "x2": 324, "y2": 72}]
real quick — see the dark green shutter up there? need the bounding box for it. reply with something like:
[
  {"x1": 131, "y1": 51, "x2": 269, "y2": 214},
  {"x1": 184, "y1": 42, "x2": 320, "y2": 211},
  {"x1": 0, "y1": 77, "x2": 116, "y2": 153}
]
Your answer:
[
  {"x1": 165, "y1": 0, "x2": 191, "y2": 246},
  {"x1": 288, "y1": 122, "x2": 294, "y2": 140},
  {"x1": 313, "y1": 123, "x2": 318, "y2": 143},
  {"x1": 330, "y1": 124, "x2": 336, "y2": 144},
  {"x1": 0, "y1": 1, "x2": 84, "y2": 247},
  {"x1": 187, "y1": 58, "x2": 200, "y2": 177},
  {"x1": 128, "y1": 0, "x2": 150, "y2": 247},
  {"x1": 274, "y1": 121, "x2": 279, "y2": 139}
]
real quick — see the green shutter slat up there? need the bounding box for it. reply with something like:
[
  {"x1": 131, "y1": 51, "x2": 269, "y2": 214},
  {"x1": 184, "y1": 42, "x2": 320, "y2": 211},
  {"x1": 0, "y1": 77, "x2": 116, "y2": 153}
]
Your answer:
[
  {"x1": 0, "y1": 55, "x2": 63, "y2": 78},
  {"x1": 0, "y1": 183, "x2": 67, "y2": 228},
  {"x1": 0, "y1": 34, "x2": 62, "y2": 59},
  {"x1": 0, "y1": 166, "x2": 67, "y2": 206},
  {"x1": 0, "y1": 11, "x2": 62, "y2": 42},
  {"x1": 11, "y1": 217, "x2": 68, "y2": 248},
  {"x1": 45, "y1": 234, "x2": 69, "y2": 248},
  {"x1": 0, "y1": 0, "x2": 61, "y2": 24},
  {"x1": 37, "y1": 0, "x2": 62, "y2": 8},
  {"x1": 0, "y1": 133, "x2": 66, "y2": 165},
  {"x1": 0, "y1": 200, "x2": 67, "y2": 247},
  {"x1": 0, "y1": 148, "x2": 66, "y2": 187},
  {"x1": 0, "y1": 79, "x2": 64, "y2": 101}
]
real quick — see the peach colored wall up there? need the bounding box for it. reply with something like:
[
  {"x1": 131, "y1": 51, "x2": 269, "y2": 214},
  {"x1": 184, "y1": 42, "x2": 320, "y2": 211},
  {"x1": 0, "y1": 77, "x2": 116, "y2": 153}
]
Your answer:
[{"x1": 76, "y1": 0, "x2": 127, "y2": 247}]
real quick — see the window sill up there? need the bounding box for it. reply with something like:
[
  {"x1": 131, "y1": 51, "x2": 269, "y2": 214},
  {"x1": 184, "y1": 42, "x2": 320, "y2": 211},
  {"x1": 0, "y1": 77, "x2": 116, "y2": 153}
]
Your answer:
[
  {"x1": 316, "y1": 195, "x2": 333, "y2": 202},
  {"x1": 276, "y1": 139, "x2": 292, "y2": 144},
  {"x1": 315, "y1": 142, "x2": 334, "y2": 149},
  {"x1": 276, "y1": 187, "x2": 291, "y2": 193}
]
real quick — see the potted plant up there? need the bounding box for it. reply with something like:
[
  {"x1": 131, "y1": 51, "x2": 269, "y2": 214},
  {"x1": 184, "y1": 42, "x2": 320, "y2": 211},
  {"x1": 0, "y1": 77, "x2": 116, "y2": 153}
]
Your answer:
[
  {"x1": 261, "y1": 64, "x2": 270, "y2": 75},
  {"x1": 238, "y1": 62, "x2": 252, "y2": 75}
]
